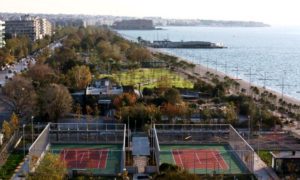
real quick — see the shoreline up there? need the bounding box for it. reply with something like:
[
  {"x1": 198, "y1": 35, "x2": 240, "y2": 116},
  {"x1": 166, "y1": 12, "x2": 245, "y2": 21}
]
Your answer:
[{"x1": 152, "y1": 48, "x2": 300, "y2": 106}]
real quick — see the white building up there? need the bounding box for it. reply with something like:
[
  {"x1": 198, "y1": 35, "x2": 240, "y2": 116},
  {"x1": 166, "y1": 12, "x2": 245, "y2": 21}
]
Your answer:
[
  {"x1": 39, "y1": 18, "x2": 52, "y2": 37},
  {"x1": 0, "y1": 20, "x2": 5, "y2": 48},
  {"x1": 86, "y1": 78, "x2": 123, "y2": 95}
]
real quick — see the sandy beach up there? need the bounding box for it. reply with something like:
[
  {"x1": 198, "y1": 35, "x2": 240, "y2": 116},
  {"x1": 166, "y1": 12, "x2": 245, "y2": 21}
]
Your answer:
[{"x1": 152, "y1": 49, "x2": 300, "y2": 106}]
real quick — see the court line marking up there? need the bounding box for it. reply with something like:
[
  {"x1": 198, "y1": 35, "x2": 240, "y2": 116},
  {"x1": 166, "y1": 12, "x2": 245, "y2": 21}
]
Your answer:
[
  {"x1": 98, "y1": 150, "x2": 102, "y2": 168},
  {"x1": 195, "y1": 151, "x2": 203, "y2": 165},
  {"x1": 64, "y1": 149, "x2": 69, "y2": 160},
  {"x1": 80, "y1": 151, "x2": 86, "y2": 164},
  {"x1": 212, "y1": 150, "x2": 227, "y2": 170},
  {"x1": 103, "y1": 149, "x2": 108, "y2": 169},
  {"x1": 171, "y1": 149, "x2": 177, "y2": 165},
  {"x1": 172, "y1": 149, "x2": 184, "y2": 167},
  {"x1": 217, "y1": 151, "x2": 229, "y2": 169},
  {"x1": 177, "y1": 149, "x2": 184, "y2": 167}
]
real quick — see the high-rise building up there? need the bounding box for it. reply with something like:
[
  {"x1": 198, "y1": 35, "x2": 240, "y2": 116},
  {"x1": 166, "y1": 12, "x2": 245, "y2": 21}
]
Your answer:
[
  {"x1": 5, "y1": 15, "x2": 52, "y2": 41},
  {"x1": 39, "y1": 18, "x2": 52, "y2": 37},
  {"x1": 0, "y1": 20, "x2": 5, "y2": 48}
]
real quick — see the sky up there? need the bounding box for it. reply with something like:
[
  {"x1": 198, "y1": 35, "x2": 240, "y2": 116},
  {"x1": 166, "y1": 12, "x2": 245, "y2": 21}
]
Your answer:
[{"x1": 1, "y1": 0, "x2": 300, "y2": 26}]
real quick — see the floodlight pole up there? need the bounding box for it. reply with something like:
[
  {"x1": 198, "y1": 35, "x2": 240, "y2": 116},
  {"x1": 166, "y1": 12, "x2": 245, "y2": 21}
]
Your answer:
[
  {"x1": 244, "y1": 67, "x2": 257, "y2": 97},
  {"x1": 219, "y1": 60, "x2": 230, "y2": 75},
  {"x1": 232, "y1": 65, "x2": 241, "y2": 79},
  {"x1": 31, "y1": 116, "x2": 34, "y2": 143},
  {"x1": 23, "y1": 124, "x2": 26, "y2": 157},
  {"x1": 127, "y1": 116, "x2": 130, "y2": 148},
  {"x1": 203, "y1": 59, "x2": 211, "y2": 73},
  {"x1": 258, "y1": 72, "x2": 277, "y2": 89}
]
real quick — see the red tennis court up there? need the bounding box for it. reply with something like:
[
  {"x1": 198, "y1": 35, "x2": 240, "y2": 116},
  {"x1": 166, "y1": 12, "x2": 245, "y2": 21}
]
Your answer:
[
  {"x1": 60, "y1": 148, "x2": 108, "y2": 169},
  {"x1": 172, "y1": 149, "x2": 229, "y2": 170}
]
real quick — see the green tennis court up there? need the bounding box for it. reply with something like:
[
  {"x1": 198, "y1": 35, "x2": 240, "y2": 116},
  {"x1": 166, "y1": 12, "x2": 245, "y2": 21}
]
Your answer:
[
  {"x1": 159, "y1": 144, "x2": 249, "y2": 174},
  {"x1": 50, "y1": 144, "x2": 122, "y2": 175}
]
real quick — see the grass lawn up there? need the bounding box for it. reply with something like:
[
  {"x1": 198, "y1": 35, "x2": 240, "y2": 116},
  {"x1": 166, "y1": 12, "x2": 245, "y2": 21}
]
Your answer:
[
  {"x1": 257, "y1": 150, "x2": 273, "y2": 167},
  {"x1": 97, "y1": 68, "x2": 193, "y2": 89},
  {"x1": 0, "y1": 152, "x2": 24, "y2": 179}
]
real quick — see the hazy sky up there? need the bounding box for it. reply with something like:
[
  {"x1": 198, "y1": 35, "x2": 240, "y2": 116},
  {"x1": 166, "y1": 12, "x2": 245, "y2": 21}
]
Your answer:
[{"x1": 1, "y1": 0, "x2": 300, "y2": 26}]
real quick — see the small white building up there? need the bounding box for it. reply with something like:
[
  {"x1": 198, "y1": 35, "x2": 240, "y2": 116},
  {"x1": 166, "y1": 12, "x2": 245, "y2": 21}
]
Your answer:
[
  {"x1": 0, "y1": 20, "x2": 5, "y2": 48},
  {"x1": 86, "y1": 78, "x2": 123, "y2": 95},
  {"x1": 0, "y1": 133, "x2": 3, "y2": 145}
]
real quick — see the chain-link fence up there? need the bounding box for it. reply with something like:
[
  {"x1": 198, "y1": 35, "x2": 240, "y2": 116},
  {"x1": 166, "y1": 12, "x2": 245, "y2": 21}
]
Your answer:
[
  {"x1": 153, "y1": 124, "x2": 254, "y2": 174},
  {"x1": 24, "y1": 123, "x2": 126, "y2": 175}
]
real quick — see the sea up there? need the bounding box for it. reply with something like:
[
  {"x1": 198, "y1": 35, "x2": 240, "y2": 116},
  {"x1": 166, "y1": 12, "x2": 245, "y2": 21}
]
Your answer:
[{"x1": 118, "y1": 26, "x2": 300, "y2": 100}]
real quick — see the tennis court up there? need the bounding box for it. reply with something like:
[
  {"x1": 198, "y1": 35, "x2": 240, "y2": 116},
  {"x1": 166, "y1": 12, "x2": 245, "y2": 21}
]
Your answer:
[
  {"x1": 160, "y1": 144, "x2": 248, "y2": 174},
  {"x1": 50, "y1": 144, "x2": 122, "y2": 175}
]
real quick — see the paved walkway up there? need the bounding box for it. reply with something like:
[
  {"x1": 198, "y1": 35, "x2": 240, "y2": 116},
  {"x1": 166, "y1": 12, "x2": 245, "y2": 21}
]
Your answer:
[
  {"x1": 133, "y1": 156, "x2": 148, "y2": 173},
  {"x1": 132, "y1": 137, "x2": 150, "y2": 156},
  {"x1": 253, "y1": 153, "x2": 280, "y2": 180}
]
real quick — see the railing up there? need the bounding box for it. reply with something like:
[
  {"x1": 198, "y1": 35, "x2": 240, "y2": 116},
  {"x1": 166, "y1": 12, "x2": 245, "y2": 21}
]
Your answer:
[
  {"x1": 0, "y1": 131, "x2": 20, "y2": 166},
  {"x1": 153, "y1": 128, "x2": 160, "y2": 172},
  {"x1": 229, "y1": 125, "x2": 254, "y2": 173},
  {"x1": 153, "y1": 124, "x2": 255, "y2": 174},
  {"x1": 28, "y1": 123, "x2": 50, "y2": 171},
  {"x1": 121, "y1": 124, "x2": 126, "y2": 172}
]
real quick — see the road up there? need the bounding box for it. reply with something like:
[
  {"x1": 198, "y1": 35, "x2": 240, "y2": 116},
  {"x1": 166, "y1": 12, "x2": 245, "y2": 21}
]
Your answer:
[
  {"x1": 0, "y1": 40, "x2": 63, "y2": 124},
  {"x1": 0, "y1": 41, "x2": 62, "y2": 87}
]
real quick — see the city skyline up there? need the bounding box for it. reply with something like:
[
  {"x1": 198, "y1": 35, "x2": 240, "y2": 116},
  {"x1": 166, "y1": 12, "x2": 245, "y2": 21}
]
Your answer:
[{"x1": 1, "y1": 0, "x2": 300, "y2": 26}]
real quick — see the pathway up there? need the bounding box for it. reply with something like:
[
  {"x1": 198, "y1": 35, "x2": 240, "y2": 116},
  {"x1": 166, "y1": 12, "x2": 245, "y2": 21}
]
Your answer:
[{"x1": 253, "y1": 153, "x2": 280, "y2": 180}]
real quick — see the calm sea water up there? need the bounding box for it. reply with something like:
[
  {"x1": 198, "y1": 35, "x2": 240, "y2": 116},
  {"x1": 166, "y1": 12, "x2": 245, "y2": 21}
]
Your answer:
[{"x1": 118, "y1": 26, "x2": 300, "y2": 99}]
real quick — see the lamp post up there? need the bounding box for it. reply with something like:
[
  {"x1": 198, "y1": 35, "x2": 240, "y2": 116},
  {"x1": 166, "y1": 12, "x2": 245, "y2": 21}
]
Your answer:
[
  {"x1": 23, "y1": 124, "x2": 26, "y2": 156},
  {"x1": 31, "y1": 116, "x2": 34, "y2": 143}
]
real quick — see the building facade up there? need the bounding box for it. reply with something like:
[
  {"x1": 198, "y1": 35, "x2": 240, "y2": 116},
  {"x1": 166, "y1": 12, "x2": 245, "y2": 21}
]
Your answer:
[
  {"x1": 5, "y1": 15, "x2": 52, "y2": 41},
  {"x1": 112, "y1": 19, "x2": 155, "y2": 30},
  {"x1": 0, "y1": 20, "x2": 5, "y2": 48},
  {"x1": 39, "y1": 18, "x2": 52, "y2": 37}
]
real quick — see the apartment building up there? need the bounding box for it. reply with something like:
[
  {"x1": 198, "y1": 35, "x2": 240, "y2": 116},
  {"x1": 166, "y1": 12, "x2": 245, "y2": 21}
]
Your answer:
[
  {"x1": 5, "y1": 15, "x2": 52, "y2": 41},
  {"x1": 0, "y1": 20, "x2": 5, "y2": 48},
  {"x1": 39, "y1": 18, "x2": 52, "y2": 37}
]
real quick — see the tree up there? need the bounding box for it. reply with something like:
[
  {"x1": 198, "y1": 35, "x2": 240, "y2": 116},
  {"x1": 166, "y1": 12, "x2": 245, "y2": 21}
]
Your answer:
[
  {"x1": 127, "y1": 47, "x2": 151, "y2": 62},
  {"x1": 119, "y1": 103, "x2": 160, "y2": 130},
  {"x1": 27, "y1": 64, "x2": 57, "y2": 88},
  {"x1": 96, "y1": 41, "x2": 122, "y2": 61},
  {"x1": 224, "y1": 102, "x2": 238, "y2": 125},
  {"x1": 0, "y1": 49, "x2": 15, "y2": 66},
  {"x1": 94, "y1": 104, "x2": 100, "y2": 117},
  {"x1": 161, "y1": 103, "x2": 188, "y2": 123},
  {"x1": 2, "y1": 76, "x2": 37, "y2": 117},
  {"x1": 74, "y1": 103, "x2": 82, "y2": 120},
  {"x1": 50, "y1": 47, "x2": 81, "y2": 73},
  {"x1": 154, "y1": 163, "x2": 200, "y2": 180},
  {"x1": 2, "y1": 121, "x2": 13, "y2": 140},
  {"x1": 164, "y1": 88, "x2": 182, "y2": 105},
  {"x1": 38, "y1": 84, "x2": 73, "y2": 122},
  {"x1": 67, "y1": 65, "x2": 92, "y2": 90},
  {"x1": 28, "y1": 153, "x2": 67, "y2": 180},
  {"x1": 9, "y1": 112, "x2": 19, "y2": 131},
  {"x1": 157, "y1": 76, "x2": 172, "y2": 89},
  {"x1": 86, "y1": 105, "x2": 93, "y2": 121},
  {"x1": 113, "y1": 93, "x2": 137, "y2": 109}
]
